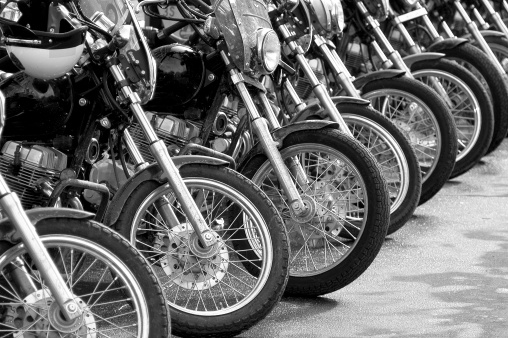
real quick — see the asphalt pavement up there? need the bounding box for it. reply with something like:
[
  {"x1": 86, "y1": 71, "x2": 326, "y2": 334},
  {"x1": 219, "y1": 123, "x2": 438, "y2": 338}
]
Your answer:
[{"x1": 242, "y1": 139, "x2": 508, "y2": 338}]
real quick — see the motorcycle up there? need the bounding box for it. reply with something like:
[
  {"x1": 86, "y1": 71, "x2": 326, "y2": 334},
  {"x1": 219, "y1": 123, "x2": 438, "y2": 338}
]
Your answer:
[
  {"x1": 381, "y1": 0, "x2": 495, "y2": 178},
  {"x1": 0, "y1": 83, "x2": 171, "y2": 336},
  {"x1": 266, "y1": 0, "x2": 421, "y2": 235},
  {"x1": 0, "y1": 0, "x2": 290, "y2": 336},
  {"x1": 139, "y1": 0, "x2": 391, "y2": 298},
  {"x1": 431, "y1": 0, "x2": 508, "y2": 71},
  {"x1": 336, "y1": 0, "x2": 458, "y2": 205},
  {"x1": 401, "y1": 0, "x2": 508, "y2": 152}
]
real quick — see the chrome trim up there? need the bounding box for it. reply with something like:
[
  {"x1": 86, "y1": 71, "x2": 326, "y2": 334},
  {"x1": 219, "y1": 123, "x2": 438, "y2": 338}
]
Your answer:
[
  {"x1": 0, "y1": 90, "x2": 5, "y2": 137},
  {"x1": 396, "y1": 8, "x2": 428, "y2": 23},
  {"x1": 4, "y1": 38, "x2": 42, "y2": 45}
]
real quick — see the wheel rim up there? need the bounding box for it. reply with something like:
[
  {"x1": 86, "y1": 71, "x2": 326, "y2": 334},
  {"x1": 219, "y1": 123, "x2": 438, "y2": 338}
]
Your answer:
[
  {"x1": 130, "y1": 179, "x2": 273, "y2": 316},
  {"x1": 0, "y1": 236, "x2": 148, "y2": 338},
  {"x1": 343, "y1": 114, "x2": 410, "y2": 213},
  {"x1": 450, "y1": 58, "x2": 492, "y2": 101},
  {"x1": 251, "y1": 143, "x2": 368, "y2": 277},
  {"x1": 362, "y1": 89, "x2": 442, "y2": 183},
  {"x1": 412, "y1": 69, "x2": 482, "y2": 161}
]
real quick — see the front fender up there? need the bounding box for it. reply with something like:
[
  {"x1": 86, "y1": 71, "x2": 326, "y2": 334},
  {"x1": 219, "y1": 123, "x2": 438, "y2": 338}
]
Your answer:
[
  {"x1": 427, "y1": 38, "x2": 469, "y2": 52},
  {"x1": 402, "y1": 52, "x2": 445, "y2": 68},
  {"x1": 351, "y1": 69, "x2": 406, "y2": 90},
  {"x1": 462, "y1": 30, "x2": 506, "y2": 40},
  {"x1": 0, "y1": 208, "x2": 94, "y2": 245},
  {"x1": 237, "y1": 120, "x2": 339, "y2": 172},
  {"x1": 292, "y1": 96, "x2": 370, "y2": 122},
  {"x1": 103, "y1": 156, "x2": 228, "y2": 226}
]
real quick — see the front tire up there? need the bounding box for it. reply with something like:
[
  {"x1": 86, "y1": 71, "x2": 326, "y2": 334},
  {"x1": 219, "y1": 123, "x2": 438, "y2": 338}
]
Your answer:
[
  {"x1": 114, "y1": 165, "x2": 289, "y2": 338},
  {"x1": 411, "y1": 58, "x2": 495, "y2": 178},
  {"x1": 0, "y1": 218, "x2": 170, "y2": 338},
  {"x1": 361, "y1": 76, "x2": 458, "y2": 205},
  {"x1": 338, "y1": 102, "x2": 422, "y2": 235},
  {"x1": 437, "y1": 42, "x2": 508, "y2": 153},
  {"x1": 240, "y1": 128, "x2": 390, "y2": 296}
]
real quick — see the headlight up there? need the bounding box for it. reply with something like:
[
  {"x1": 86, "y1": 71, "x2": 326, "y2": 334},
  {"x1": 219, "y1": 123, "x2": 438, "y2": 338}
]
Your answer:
[
  {"x1": 364, "y1": 0, "x2": 389, "y2": 22},
  {"x1": 307, "y1": 0, "x2": 345, "y2": 37},
  {"x1": 256, "y1": 28, "x2": 281, "y2": 74}
]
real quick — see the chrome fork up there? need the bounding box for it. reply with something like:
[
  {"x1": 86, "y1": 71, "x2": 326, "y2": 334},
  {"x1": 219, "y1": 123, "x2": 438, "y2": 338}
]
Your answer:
[
  {"x1": 478, "y1": 0, "x2": 508, "y2": 37},
  {"x1": 356, "y1": 1, "x2": 453, "y2": 106},
  {"x1": 452, "y1": 0, "x2": 507, "y2": 75},
  {"x1": 107, "y1": 59, "x2": 217, "y2": 247},
  {"x1": 0, "y1": 177, "x2": 82, "y2": 320},
  {"x1": 313, "y1": 36, "x2": 362, "y2": 98},
  {"x1": 0, "y1": 90, "x2": 82, "y2": 320},
  {"x1": 277, "y1": 24, "x2": 352, "y2": 136},
  {"x1": 219, "y1": 50, "x2": 311, "y2": 218}
]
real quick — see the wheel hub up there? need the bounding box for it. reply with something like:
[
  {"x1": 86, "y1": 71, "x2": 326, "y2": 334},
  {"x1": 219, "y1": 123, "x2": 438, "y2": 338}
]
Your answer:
[
  {"x1": 393, "y1": 116, "x2": 436, "y2": 163},
  {"x1": 290, "y1": 195, "x2": 316, "y2": 223},
  {"x1": 290, "y1": 179, "x2": 347, "y2": 248},
  {"x1": 160, "y1": 224, "x2": 229, "y2": 290},
  {"x1": 2, "y1": 290, "x2": 95, "y2": 338}
]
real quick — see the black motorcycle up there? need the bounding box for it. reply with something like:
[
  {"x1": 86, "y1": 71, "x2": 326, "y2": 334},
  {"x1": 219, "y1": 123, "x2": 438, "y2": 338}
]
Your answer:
[
  {"x1": 139, "y1": 0, "x2": 391, "y2": 298},
  {"x1": 0, "y1": 0, "x2": 290, "y2": 336}
]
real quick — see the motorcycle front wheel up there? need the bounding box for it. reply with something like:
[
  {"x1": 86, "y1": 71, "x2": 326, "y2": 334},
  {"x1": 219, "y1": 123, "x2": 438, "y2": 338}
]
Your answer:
[
  {"x1": 240, "y1": 128, "x2": 390, "y2": 297},
  {"x1": 114, "y1": 165, "x2": 289, "y2": 338},
  {"x1": 361, "y1": 76, "x2": 458, "y2": 205},
  {"x1": 0, "y1": 218, "x2": 170, "y2": 338},
  {"x1": 410, "y1": 58, "x2": 495, "y2": 178},
  {"x1": 436, "y1": 42, "x2": 508, "y2": 153},
  {"x1": 338, "y1": 102, "x2": 422, "y2": 235}
]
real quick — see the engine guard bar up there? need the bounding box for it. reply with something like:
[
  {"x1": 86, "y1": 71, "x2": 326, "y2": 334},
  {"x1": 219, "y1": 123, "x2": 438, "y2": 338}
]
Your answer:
[{"x1": 47, "y1": 178, "x2": 110, "y2": 222}]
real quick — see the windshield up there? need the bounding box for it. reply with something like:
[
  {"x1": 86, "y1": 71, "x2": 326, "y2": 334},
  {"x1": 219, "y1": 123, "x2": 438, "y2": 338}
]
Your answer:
[
  {"x1": 79, "y1": 0, "x2": 156, "y2": 104},
  {"x1": 213, "y1": 0, "x2": 272, "y2": 74},
  {"x1": 79, "y1": 0, "x2": 145, "y2": 33}
]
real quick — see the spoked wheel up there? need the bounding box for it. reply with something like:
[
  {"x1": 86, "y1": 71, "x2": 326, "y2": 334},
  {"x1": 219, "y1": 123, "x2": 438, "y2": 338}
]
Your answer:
[
  {"x1": 435, "y1": 42, "x2": 508, "y2": 153},
  {"x1": 361, "y1": 76, "x2": 458, "y2": 205},
  {"x1": 240, "y1": 128, "x2": 390, "y2": 296},
  {"x1": 411, "y1": 58, "x2": 495, "y2": 178},
  {"x1": 0, "y1": 218, "x2": 170, "y2": 338},
  {"x1": 337, "y1": 102, "x2": 421, "y2": 235},
  {"x1": 114, "y1": 165, "x2": 289, "y2": 338}
]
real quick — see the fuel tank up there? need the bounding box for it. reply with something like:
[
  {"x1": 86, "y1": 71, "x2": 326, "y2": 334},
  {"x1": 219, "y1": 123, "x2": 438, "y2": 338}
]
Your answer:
[{"x1": 144, "y1": 43, "x2": 205, "y2": 112}]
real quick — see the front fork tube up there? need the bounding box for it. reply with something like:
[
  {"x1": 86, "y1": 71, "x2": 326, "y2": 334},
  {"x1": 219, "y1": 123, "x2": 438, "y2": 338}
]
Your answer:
[
  {"x1": 356, "y1": 1, "x2": 410, "y2": 73},
  {"x1": 453, "y1": 0, "x2": 507, "y2": 74},
  {"x1": 414, "y1": 3, "x2": 445, "y2": 41},
  {"x1": 472, "y1": 7, "x2": 490, "y2": 30},
  {"x1": 0, "y1": 175, "x2": 82, "y2": 320},
  {"x1": 481, "y1": 0, "x2": 508, "y2": 37},
  {"x1": 107, "y1": 61, "x2": 217, "y2": 247},
  {"x1": 390, "y1": 15, "x2": 453, "y2": 106},
  {"x1": 257, "y1": 92, "x2": 310, "y2": 191},
  {"x1": 278, "y1": 25, "x2": 352, "y2": 136},
  {"x1": 220, "y1": 53, "x2": 307, "y2": 215},
  {"x1": 122, "y1": 129, "x2": 181, "y2": 226},
  {"x1": 315, "y1": 38, "x2": 361, "y2": 98}
]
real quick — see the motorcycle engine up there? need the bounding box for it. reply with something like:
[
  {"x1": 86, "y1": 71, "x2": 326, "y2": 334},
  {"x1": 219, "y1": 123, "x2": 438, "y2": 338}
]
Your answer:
[
  {"x1": 0, "y1": 141, "x2": 67, "y2": 209},
  {"x1": 292, "y1": 58, "x2": 327, "y2": 101},
  {"x1": 128, "y1": 112, "x2": 202, "y2": 162},
  {"x1": 129, "y1": 100, "x2": 246, "y2": 163},
  {"x1": 344, "y1": 40, "x2": 371, "y2": 72}
]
